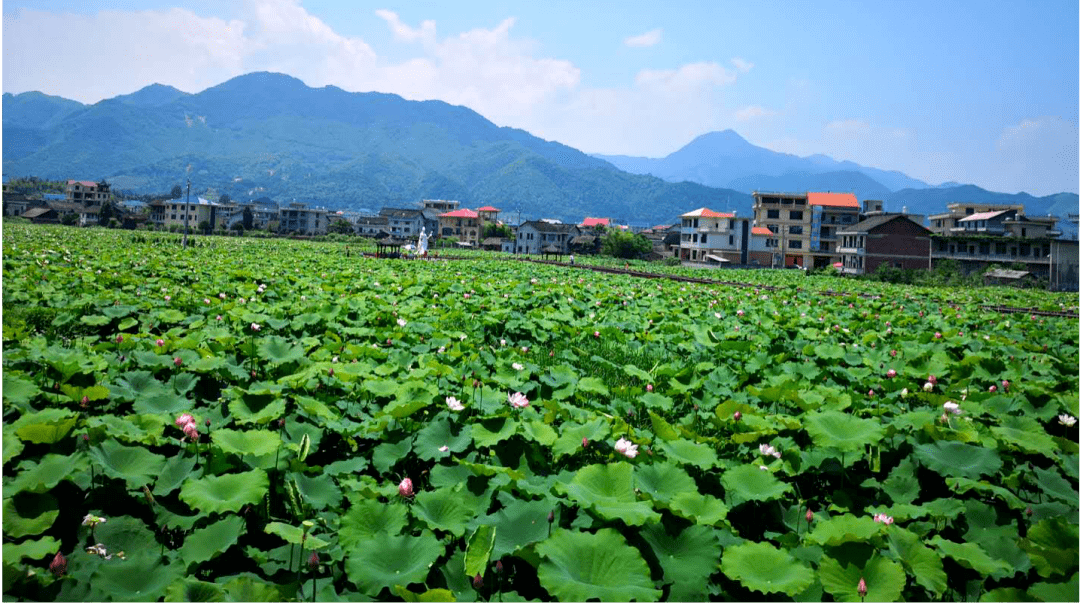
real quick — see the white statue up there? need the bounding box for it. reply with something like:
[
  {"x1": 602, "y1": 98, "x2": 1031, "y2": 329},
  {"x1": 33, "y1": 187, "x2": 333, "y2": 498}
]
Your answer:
[{"x1": 417, "y1": 227, "x2": 429, "y2": 256}]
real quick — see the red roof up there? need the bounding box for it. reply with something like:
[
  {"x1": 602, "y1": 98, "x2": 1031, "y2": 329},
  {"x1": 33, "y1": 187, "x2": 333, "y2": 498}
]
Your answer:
[
  {"x1": 807, "y1": 192, "x2": 859, "y2": 208},
  {"x1": 68, "y1": 180, "x2": 97, "y2": 188},
  {"x1": 751, "y1": 227, "x2": 773, "y2": 236},
  {"x1": 681, "y1": 207, "x2": 734, "y2": 218},
  {"x1": 580, "y1": 217, "x2": 611, "y2": 227},
  {"x1": 476, "y1": 205, "x2": 500, "y2": 212},
  {"x1": 439, "y1": 208, "x2": 479, "y2": 218}
]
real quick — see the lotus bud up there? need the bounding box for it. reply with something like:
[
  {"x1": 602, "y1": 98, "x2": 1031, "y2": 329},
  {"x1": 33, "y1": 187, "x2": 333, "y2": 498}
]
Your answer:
[
  {"x1": 115, "y1": 335, "x2": 123, "y2": 344},
  {"x1": 547, "y1": 511, "x2": 554, "y2": 523},
  {"x1": 1002, "y1": 380, "x2": 1010, "y2": 391},
  {"x1": 733, "y1": 411, "x2": 742, "y2": 422},
  {"x1": 308, "y1": 552, "x2": 320, "y2": 569},
  {"x1": 495, "y1": 560, "x2": 503, "y2": 574},
  {"x1": 81, "y1": 395, "x2": 89, "y2": 407},
  {"x1": 328, "y1": 367, "x2": 334, "y2": 377},
  {"x1": 49, "y1": 551, "x2": 67, "y2": 576},
  {"x1": 582, "y1": 437, "x2": 589, "y2": 448},
  {"x1": 886, "y1": 369, "x2": 896, "y2": 379},
  {"x1": 472, "y1": 573, "x2": 483, "y2": 589},
  {"x1": 646, "y1": 384, "x2": 653, "y2": 392},
  {"x1": 1025, "y1": 506, "x2": 1033, "y2": 516},
  {"x1": 398, "y1": 478, "x2": 414, "y2": 499},
  {"x1": 174, "y1": 356, "x2": 182, "y2": 367},
  {"x1": 858, "y1": 578, "x2": 867, "y2": 597}
]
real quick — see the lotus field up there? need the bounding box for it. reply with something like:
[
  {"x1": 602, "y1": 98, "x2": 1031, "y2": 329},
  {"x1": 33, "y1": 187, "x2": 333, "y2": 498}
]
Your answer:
[{"x1": 3, "y1": 224, "x2": 1079, "y2": 602}]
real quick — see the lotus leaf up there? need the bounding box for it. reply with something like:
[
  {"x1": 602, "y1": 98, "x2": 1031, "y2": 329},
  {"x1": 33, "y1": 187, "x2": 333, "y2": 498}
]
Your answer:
[
  {"x1": 344, "y1": 532, "x2": 443, "y2": 595},
  {"x1": 914, "y1": 441, "x2": 1002, "y2": 479},
  {"x1": 180, "y1": 516, "x2": 246, "y2": 567},
  {"x1": 720, "y1": 541, "x2": 815, "y2": 596},
  {"x1": 560, "y1": 462, "x2": 660, "y2": 526},
  {"x1": 180, "y1": 469, "x2": 269, "y2": 515},
  {"x1": 803, "y1": 410, "x2": 884, "y2": 451},
  {"x1": 721, "y1": 464, "x2": 792, "y2": 505},
  {"x1": 818, "y1": 554, "x2": 906, "y2": 602},
  {"x1": 89, "y1": 439, "x2": 167, "y2": 489},
  {"x1": 535, "y1": 528, "x2": 660, "y2": 602},
  {"x1": 640, "y1": 522, "x2": 721, "y2": 601},
  {"x1": 464, "y1": 524, "x2": 496, "y2": 577},
  {"x1": 412, "y1": 484, "x2": 484, "y2": 536}
]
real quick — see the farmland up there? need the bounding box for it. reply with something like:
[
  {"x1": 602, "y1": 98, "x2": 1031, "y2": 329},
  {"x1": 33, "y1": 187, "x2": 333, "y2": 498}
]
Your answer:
[{"x1": 2, "y1": 224, "x2": 1078, "y2": 602}]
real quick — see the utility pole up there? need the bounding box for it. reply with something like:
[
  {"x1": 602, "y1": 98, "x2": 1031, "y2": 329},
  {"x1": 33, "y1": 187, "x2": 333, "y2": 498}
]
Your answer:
[{"x1": 182, "y1": 178, "x2": 191, "y2": 248}]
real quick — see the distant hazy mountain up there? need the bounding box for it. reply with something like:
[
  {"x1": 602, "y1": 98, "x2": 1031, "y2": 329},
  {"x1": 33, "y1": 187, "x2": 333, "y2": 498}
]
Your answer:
[
  {"x1": 594, "y1": 130, "x2": 932, "y2": 194},
  {"x1": 725, "y1": 170, "x2": 894, "y2": 202},
  {"x1": 883, "y1": 184, "x2": 1079, "y2": 221},
  {"x1": 2, "y1": 72, "x2": 750, "y2": 224}
]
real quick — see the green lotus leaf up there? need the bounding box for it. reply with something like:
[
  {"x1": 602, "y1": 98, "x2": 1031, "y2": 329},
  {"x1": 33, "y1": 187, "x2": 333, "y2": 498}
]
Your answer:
[
  {"x1": 577, "y1": 377, "x2": 610, "y2": 396},
  {"x1": 803, "y1": 410, "x2": 884, "y2": 451},
  {"x1": 882, "y1": 456, "x2": 921, "y2": 504},
  {"x1": 989, "y1": 415, "x2": 1058, "y2": 455},
  {"x1": 814, "y1": 344, "x2": 846, "y2": 360},
  {"x1": 886, "y1": 527, "x2": 946, "y2": 597},
  {"x1": 394, "y1": 586, "x2": 457, "y2": 602},
  {"x1": 180, "y1": 516, "x2": 246, "y2": 567},
  {"x1": 344, "y1": 532, "x2": 443, "y2": 595},
  {"x1": 86, "y1": 414, "x2": 167, "y2": 446},
  {"x1": 946, "y1": 477, "x2": 1025, "y2": 510},
  {"x1": 290, "y1": 472, "x2": 342, "y2": 510},
  {"x1": 658, "y1": 438, "x2": 719, "y2": 469},
  {"x1": 536, "y1": 528, "x2": 660, "y2": 602},
  {"x1": 338, "y1": 500, "x2": 409, "y2": 549},
  {"x1": 2, "y1": 495, "x2": 59, "y2": 538},
  {"x1": 263, "y1": 522, "x2": 329, "y2": 550},
  {"x1": 808, "y1": 513, "x2": 883, "y2": 546},
  {"x1": 478, "y1": 494, "x2": 555, "y2": 559},
  {"x1": 551, "y1": 418, "x2": 610, "y2": 457},
  {"x1": 926, "y1": 537, "x2": 1011, "y2": 577},
  {"x1": 257, "y1": 335, "x2": 306, "y2": 365},
  {"x1": 180, "y1": 469, "x2": 269, "y2": 515},
  {"x1": 464, "y1": 524, "x2": 496, "y2": 577},
  {"x1": 3, "y1": 374, "x2": 41, "y2": 407},
  {"x1": 93, "y1": 515, "x2": 159, "y2": 557},
  {"x1": 1030, "y1": 572, "x2": 1080, "y2": 603},
  {"x1": 412, "y1": 484, "x2": 483, "y2": 537},
  {"x1": 1022, "y1": 517, "x2": 1078, "y2": 577},
  {"x1": 155, "y1": 455, "x2": 198, "y2": 496},
  {"x1": 649, "y1": 412, "x2": 680, "y2": 441},
  {"x1": 220, "y1": 574, "x2": 283, "y2": 602},
  {"x1": 470, "y1": 417, "x2": 519, "y2": 448},
  {"x1": 6, "y1": 452, "x2": 88, "y2": 494},
  {"x1": 89, "y1": 439, "x2": 167, "y2": 489},
  {"x1": 914, "y1": 441, "x2": 1002, "y2": 479},
  {"x1": 414, "y1": 416, "x2": 473, "y2": 459},
  {"x1": 2, "y1": 537, "x2": 60, "y2": 566},
  {"x1": 371, "y1": 437, "x2": 413, "y2": 473},
  {"x1": 633, "y1": 461, "x2": 698, "y2": 504},
  {"x1": 818, "y1": 554, "x2": 906, "y2": 602},
  {"x1": 3, "y1": 432, "x2": 24, "y2": 466},
  {"x1": 164, "y1": 577, "x2": 226, "y2": 602},
  {"x1": 132, "y1": 391, "x2": 194, "y2": 416},
  {"x1": 720, "y1": 541, "x2": 815, "y2": 596},
  {"x1": 91, "y1": 554, "x2": 183, "y2": 601},
  {"x1": 641, "y1": 392, "x2": 674, "y2": 411},
  {"x1": 668, "y1": 492, "x2": 729, "y2": 526},
  {"x1": 979, "y1": 587, "x2": 1034, "y2": 602},
  {"x1": 294, "y1": 394, "x2": 340, "y2": 422},
  {"x1": 1031, "y1": 466, "x2": 1079, "y2": 505},
  {"x1": 640, "y1": 522, "x2": 720, "y2": 601},
  {"x1": 561, "y1": 462, "x2": 660, "y2": 526},
  {"x1": 228, "y1": 393, "x2": 287, "y2": 426},
  {"x1": 721, "y1": 464, "x2": 792, "y2": 505},
  {"x1": 521, "y1": 420, "x2": 558, "y2": 446},
  {"x1": 14, "y1": 416, "x2": 78, "y2": 445},
  {"x1": 211, "y1": 428, "x2": 281, "y2": 457}
]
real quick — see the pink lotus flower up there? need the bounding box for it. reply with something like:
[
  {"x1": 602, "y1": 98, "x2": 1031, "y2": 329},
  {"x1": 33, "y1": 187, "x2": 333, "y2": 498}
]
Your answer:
[
  {"x1": 923, "y1": 381, "x2": 934, "y2": 392},
  {"x1": 508, "y1": 392, "x2": 530, "y2": 408},
  {"x1": 446, "y1": 396, "x2": 464, "y2": 411},
  {"x1": 858, "y1": 578, "x2": 867, "y2": 597},
  {"x1": 758, "y1": 444, "x2": 781, "y2": 459},
  {"x1": 250, "y1": 323, "x2": 261, "y2": 332},
  {"x1": 582, "y1": 437, "x2": 589, "y2": 448},
  {"x1": 890, "y1": 349, "x2": 897, "y2": 357},
  {"x1": 49, "y1": 551, "x2": 67, "y2": 576},
  {"x1": 646, "y1": 384, "x2": 653, "y2": 392},
  {"x1": 934, "y1": 332, "x2": 942, "y2": 339},
  {"x1": 737, "y1": 310, "x2": 744, "y2": 317},
  {"x1": 805, "y1": 508, "x2": 814, "y2": 523},
  {"x1": 872, "y1": 513, "x2": 893, "y2": 525},
  {"x1": 886, "y1": 369, "x2": 896, "y2": 379},
  {"x1": 215, "y1": 315, "x2": 222, "y2": 321},
  {"x1": 614, "y1": 438, "x2": 638, "y2": 458},
  {"x1": 115, "y1": 335, "x2": 124, "y2": 344},
  {"x1": 398, "y1": 478, "x2": 414, "y2": 498},
  {"x1": 175, "y1": 413, "x2": 195, "y2": 428},
  {"x1": 182, "y1": 422, "x2": 199, "y2": 442},
  {"x1": 868, "y1": 389, "x2": 875, "y2": 398},
  {"x1": 943, "y1": 401, "x2": 962, "y2": 415},
  {"x1": 308, "y1": 552, "x2": 320, "y2": 568},
  {"x1": 988, "y1": 384, "x2": 997, "y2": 393},
  {"x1": 156, "y1": 339, "x2": 165, "y2": 347},
  {"x1": 733, "y1": 411, "x2": 742, "y2": 422},
  {"x1": 164, "y1": 295, "x2": 171, "y2": 301},
  {"x1": 174, "y1": 356, "x2": 182, "y2": 367},
  {"x1": 593, "y1": 331, "x2": 600, "y2": 338},
  {"x1": 204, "y1": 298, "x2": 211, "y2": 305},
  {"x1": 397, "y1": 318, "x2": 407, "y2": 328},
  {"x1": 1002, "y1": 380, "x2": 1010, "y2": 391}
]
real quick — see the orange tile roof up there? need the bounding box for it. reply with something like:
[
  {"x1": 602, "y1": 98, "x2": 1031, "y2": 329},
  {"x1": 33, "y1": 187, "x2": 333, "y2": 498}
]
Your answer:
[
  {"x1": 681, "y1": 207, "x2": 734, "y2": 218},
  {"x1": 580, "y1": 217, "x2": 611, "y2": 227},
  {"x1": 751, "y1": 227, "x2": 773, "y2": 236},
  {"x1": 807, "y1": 192, "x2": 859, "y2": 208},
  {"x1": 439, "y1": 208, "x2": 479, "y2": 218},
  {"x1": 476, "y1": 205, "x2": 500, "y2": 212}
]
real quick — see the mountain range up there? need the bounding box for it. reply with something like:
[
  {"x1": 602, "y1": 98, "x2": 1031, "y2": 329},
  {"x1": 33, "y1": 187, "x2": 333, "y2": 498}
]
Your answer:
[{"x1": 3, "y1": 72, "x2": 1076, "y2": 231}]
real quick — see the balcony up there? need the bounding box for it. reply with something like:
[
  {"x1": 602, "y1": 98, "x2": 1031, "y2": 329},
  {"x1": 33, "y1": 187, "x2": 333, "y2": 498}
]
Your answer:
[
  {"x1": 935, "y1": 250, "x2": 1050, "y2": 264},
  {"x1": 836, "y1": 246, "x2": 863, "y2": 255}
]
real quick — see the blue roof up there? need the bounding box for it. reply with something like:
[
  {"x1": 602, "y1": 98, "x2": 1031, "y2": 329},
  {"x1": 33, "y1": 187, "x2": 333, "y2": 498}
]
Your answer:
[{"x1": 43, "y1": 193, "x2": 66, "y2": 200}]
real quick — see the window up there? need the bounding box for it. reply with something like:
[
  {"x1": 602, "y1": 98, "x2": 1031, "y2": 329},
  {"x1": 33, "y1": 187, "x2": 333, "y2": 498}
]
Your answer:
[
  {"x1": 789, "y1": 211, "x2": 803, "y2": 220},
  {"x1": 767, "y1": 224, "x2": 779, "y2": 234},
  {"x1": 995, "y1": 243, "x2": 1006, "y2": 254},
  {"x1": 979, "y1": 244, "x2": 990, "y2": 255},
  {"x1": 789, "y1": 240, "x2": 802, "y2": 249},
  {"x1": 693, "y1": 219, "x2": 699, "y2": 228},
  {"x1": 767, "y1": 210, "x2": 780, "y2": 219},
  {"x1": 966, "y1": 208, "x2": 974, "y2": 215},
  {"x1": 729, "y1": 235, "x2": 734, "y2": 245},
  {"x1": 766, "y1": 238, "x2": 778, "y2": 248},
  {"x1": 1019, "y1": 244, "x2": 1030, "y2": 256},
  {"x1": 1021, "y1": 228, "x2": 1027, "y2": 237},
  {"x1": 789, "y1": 225, "x2": 804, "y2": 235},
  {"x1": 700, "y1": 234, "x2": 707, "y2": 244}
]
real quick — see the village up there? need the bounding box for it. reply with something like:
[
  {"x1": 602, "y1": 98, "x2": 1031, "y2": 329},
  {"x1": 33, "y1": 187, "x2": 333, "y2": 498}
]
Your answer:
[{"x1": 3, "y1": 179, "x2": 1077, "y2": 290}]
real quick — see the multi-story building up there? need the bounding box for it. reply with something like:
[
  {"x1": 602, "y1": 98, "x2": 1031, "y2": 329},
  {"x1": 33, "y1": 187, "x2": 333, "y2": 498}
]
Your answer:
[
  {"x1": 837, "y1": 214, "x2": 932, "y2": 275},
  {"x1": 677, "y1": 207, "x2": 772, "y2": 265},
  {"x1": 421, "y1": 199, "x2": 460, "y2": 214},
  {"x1": 927, "y1": 202, "x2": 1025, "y2": 234},
  {"x1": 477, "y1": 205, "x2": 500, "y2": 223},
  {"x1": 66, "y1": 180, "x2": 110, "y2": 206},
  {"x1": 279, "y1": 203, "x2": 329, "y2": 235},
  {"x1": 513, "y1": 221, "x2": 580, "y2": 255},
  {"x1": 438, "y1": 208, "x2": 483, "y2": 245},
  {"x1": 752, "y1": 191, "x2": 861, "y2": 268},
  {"x1": 379, "y1": 207, "x2": 440, "y2": 238},
  {"x1": 929, "y1": 208, "x2": 1063, "y2": 278},
  {"x1": 355, "y1": 215, "x2": 390, "y2": 238},
  {"x1": 580, "y1": 217, "x2": 611, "y2": 229}
]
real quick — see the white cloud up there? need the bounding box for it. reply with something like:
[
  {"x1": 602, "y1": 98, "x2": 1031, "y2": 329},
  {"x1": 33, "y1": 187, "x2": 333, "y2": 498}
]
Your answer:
[
  {"x1": 375, "y1": 9, "x2": 436, "y2": 45},
  {"x1": 730, "y1": 57, "x2": 753, "y2": 73},
  {"x1": 624, "y1": 29, "x2": 662, "y2": 48},
  {"x1": 635, "y1": 62, "x2": 737, "y2": 94},
  {"x1": 735, "y1": 105, "x2": 775, "y2": 121},
  {"x1": 989, "y1": 117, "x2": 1078, "y2": 195}
]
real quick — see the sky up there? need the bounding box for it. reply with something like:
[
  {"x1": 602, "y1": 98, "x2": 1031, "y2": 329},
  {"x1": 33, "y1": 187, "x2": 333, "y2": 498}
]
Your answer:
[{"x1": 3, "y1": 0, "x2": 1078, "y2": 196}]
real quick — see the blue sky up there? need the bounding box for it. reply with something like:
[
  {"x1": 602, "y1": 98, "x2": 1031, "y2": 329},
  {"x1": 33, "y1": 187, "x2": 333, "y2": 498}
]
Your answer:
[{"x1": 3, "y1": 0, "x2": 1078, "y2": 195}]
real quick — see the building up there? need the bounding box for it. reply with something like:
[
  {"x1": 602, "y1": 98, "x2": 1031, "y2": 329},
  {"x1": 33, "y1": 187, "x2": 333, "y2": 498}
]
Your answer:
[
  {"x1": 752, "y1": 191, "x2": 861, "y2": 268},
  {"x1": 837, "y1": 214, "x2": 932, "y2": 275},
  {"x1": 927, "y1": 202, "x2": 1025, "y2": 235},
  {"x1": 421, "y1": 199, "x2": 460, "y2": 214},
  {"x1": 438, "y1": 208, "x2": 483, "y2": 246},
  {"x1": 66, "y1": 180, "x2": 110, "y2": 206},
  {"x1": 355, "y1": 215, "x2": 390, "y2": 238},
  {"x1": 514, "y1": 221, "x2": 580, "y2": 254},
  {"x1": 219, "y1": 203, "x2": 277, "y2": 231},
  {"x1": 955, "y1": 209, "x2": 1059, "y2": 239},
  {"x1": 379, "y1": 208, "x2": 440, "y2": 239},
  {"x1": 279, "y1": 203, "x2": 329, "y2": 235},
  {"x1": 580, "y1": 217, "x2": 611, "y2": 229},
  {"x1": 477, "y1": 205, "x2": 500, "y2": 223},
  {"x1": 677, "y1": 207, "x2": 771, "y2": 265},
  {"x1": 150, "y1": 197, "x2": 232, "y2": 230}
]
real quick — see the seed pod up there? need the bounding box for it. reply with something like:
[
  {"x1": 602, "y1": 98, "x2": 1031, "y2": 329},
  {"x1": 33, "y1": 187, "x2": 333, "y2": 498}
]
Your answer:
[
  {"x1": 298, "y1": 434, "x2": 311, "y2": 462},
  {"x1": 284, "y1": 478, "x2": 303, "y2": 519}
]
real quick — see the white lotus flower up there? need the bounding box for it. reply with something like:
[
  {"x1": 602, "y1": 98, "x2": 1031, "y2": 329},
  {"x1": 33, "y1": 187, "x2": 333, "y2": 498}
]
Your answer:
[
  {"x1": 943, "y1": 401, "x2": 962, "y2": 415},
  {"x1": 446, "y1": 397, "x2": 464, "y2": 411},
  {"x1": 758, "y1": 444, "x2": 781, "y2": 459},
  {"x1": 614, "y1": 438, "x2": 638, "y2": 459},
  {"x1": 1059, "y1": 414, "x2": 1077, "y2": 427},
  {"x1": 512, "y1": 363, "x2": 524, "y2": 371}
]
